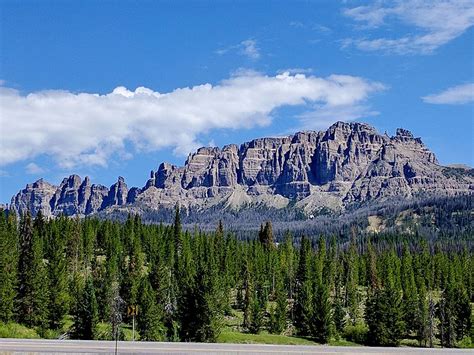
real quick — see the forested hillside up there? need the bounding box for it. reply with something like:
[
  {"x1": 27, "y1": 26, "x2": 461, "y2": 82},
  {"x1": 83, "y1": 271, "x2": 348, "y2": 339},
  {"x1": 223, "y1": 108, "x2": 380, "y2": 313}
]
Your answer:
[{"x1": 0, "y1": 208, "x2": 472, "y2": 347}]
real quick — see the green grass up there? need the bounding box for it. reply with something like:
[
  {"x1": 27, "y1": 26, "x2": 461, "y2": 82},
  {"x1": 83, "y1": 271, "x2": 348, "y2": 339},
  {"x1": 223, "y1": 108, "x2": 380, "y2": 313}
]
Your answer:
[
  {"x1": 329, "y1": 338, "x2": 360, "y2": 346},
  {"x1": 218, "y1": 330, "x2": 318, "y2": 345},
  {"x1": 0, "y1": 322, "x2": 41, "y2": 339}
]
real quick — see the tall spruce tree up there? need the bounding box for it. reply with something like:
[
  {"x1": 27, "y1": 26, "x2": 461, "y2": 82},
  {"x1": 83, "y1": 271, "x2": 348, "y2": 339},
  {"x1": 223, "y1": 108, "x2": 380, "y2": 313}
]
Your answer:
[
  {"x1": 0, "y1": 210, "x2": 19, "y2": 323},
  {"x1": 345, "y1": 238, "x2": 359, "y2": 325},
  {"x1": 401, "y1": 245, "x2": 419, "y2": 337},
  {"x1": 137, "y1": 277, "x2": 165, "y2": 341},
  {"x1": 17, "y1": 212, "x2": 49, "y2": 328},
  {"x1": 71, "y1": 277, "x2": 99, "y2": 340},
  {"x1": 311, "y1": 281, "x2": 332, "y2": 343},
  {"x1": 294, "y1": 236, "x2": 313, "y2": 335},
  {"x1": 248, "y1": 286, "x2": 265, "y2": 334},
  {"x1": 415, "y1": 278, "x2": 430, "y2": 347},
  {"x1": 47, "y1": 223, "x2": 70, "y2": 329},
  {"x1": 365, "y1": 252, "x2": 405, "y2": 346},
  {"x1": 269, "y1": 271, "x2": 287, "y2": 334},
  {"x1": 258, "y1": 221, "x2": 274, "y2": 250}
]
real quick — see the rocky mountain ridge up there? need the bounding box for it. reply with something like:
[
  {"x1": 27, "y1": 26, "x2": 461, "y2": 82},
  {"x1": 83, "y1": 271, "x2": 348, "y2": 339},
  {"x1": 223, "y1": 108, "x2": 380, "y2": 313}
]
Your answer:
[{"x1": 9, "y1": 122, "x2": 474, "y2": 219}]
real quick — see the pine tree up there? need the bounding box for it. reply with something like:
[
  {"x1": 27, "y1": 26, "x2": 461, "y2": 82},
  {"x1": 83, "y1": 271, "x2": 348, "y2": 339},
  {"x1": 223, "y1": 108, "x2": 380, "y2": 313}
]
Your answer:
[
  {"x1": 345, "y1": 238, "x2": 359, "y2": 325},
  {"x1": 332, "y1": 285, "x2": 346, "y2": 336},
  {"x1": 414, "y1": 278, "x2": 429, "y2": 347},
  {"x1": 71, "y1": 277, "x2": 99, "y2": 340},
  {"x1": 311, "y1": 281, "x2": 332, "y2": 343},
  {"x1": 191, "y1": 270, "x2": 224, "y2": 342},
  {"x1": 258, "y1": 221, "x2": 274, "y2": 250},
  {"x1": 248, "y1": 286, "x2": 265, "y2": 334},
  {"x1": 137, "y1": 277, "x2": 165, "y2": 341},
  {"x1": 242, "y1": 270, "x2": 253, "y2": 331},
  {"x1": 294, "y1": 236, "x2": 313, "y2": 335},
  {"x1": 401, "y1": 245, "x2": 418, "y2": 337},
  {"x1": 454, "y1": 285, "x2": 472, "y2": 342},
  {"x1": 0, "y1": 210, "x2": 19, "y2": 323},
  {"x1": 269, "y1": 271, "x2": 287, "y2": 334},
  {"x1": 47, "y1": 223, "x2": 70, "y2": 329},
  {"x1": 121, "y1": 230, "x2": 144, "y2": 308},
  {"x1": 17, "y1": 212, "x2": 49, "y2": 328},
  {"x1": 365, "y1": 252, "x2": 405, "y2": 346},
  {"x1": 365, "y1": 285, "x2": 405, "y2": 346}
]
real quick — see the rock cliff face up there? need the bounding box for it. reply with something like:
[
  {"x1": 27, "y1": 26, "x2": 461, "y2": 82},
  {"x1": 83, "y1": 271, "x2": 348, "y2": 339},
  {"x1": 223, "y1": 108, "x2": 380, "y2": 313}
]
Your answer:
[{"x1": 9, "y1": 122, "x2": 474, "y2": 218}]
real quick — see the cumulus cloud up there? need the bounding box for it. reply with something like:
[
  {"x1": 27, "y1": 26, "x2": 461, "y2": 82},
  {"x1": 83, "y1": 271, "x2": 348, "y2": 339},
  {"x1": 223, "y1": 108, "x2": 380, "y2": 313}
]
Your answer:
[
  {"x1": 422, "y1": 83, "x2": 474, "y2": 104},
  {"x1": 343, "y1": 0, "x2": 474, "y2": 54},
  {"x1": 0, "y1": 72, "x2": 384, "y2": 168},
  {"x1": 216, "y1": 39, "x2": 261, "y2": 60},
  {"x1": 277, "y1": 68, "x2": 314, "y2": 75}
]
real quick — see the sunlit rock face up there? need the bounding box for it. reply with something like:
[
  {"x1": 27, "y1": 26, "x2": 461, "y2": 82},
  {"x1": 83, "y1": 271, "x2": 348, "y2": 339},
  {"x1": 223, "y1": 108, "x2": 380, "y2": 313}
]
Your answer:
[{"x1": 10, "y1": 122, "x2": 474, "y2": 218}]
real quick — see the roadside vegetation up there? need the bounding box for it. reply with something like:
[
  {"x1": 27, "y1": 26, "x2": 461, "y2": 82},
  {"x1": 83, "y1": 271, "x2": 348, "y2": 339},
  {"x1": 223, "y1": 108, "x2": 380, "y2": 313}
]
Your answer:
[{"x1": 0, "y1": 208, "x2": 472, "y2": 348}]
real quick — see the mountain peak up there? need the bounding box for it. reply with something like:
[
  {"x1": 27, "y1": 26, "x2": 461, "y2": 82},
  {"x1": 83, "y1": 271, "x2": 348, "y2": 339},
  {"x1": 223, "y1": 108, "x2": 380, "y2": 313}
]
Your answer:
[{"x1": 9, "y1": 122, "x2": 473, "y2": 219}]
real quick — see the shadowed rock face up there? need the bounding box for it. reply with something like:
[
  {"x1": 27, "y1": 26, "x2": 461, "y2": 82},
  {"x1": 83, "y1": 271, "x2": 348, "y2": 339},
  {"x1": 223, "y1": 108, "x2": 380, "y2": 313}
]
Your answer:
[{"x1": 9, "y1": 122, "x2": 474, "y2": 218}]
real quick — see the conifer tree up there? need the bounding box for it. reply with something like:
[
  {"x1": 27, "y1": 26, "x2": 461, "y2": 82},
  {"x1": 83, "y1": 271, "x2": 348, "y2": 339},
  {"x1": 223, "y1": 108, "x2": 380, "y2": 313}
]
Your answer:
[
  {"x1": 137, "y1": 277, "x2": 165, "y2": 341},
  {"x1": 269, "y1": 271, "x2": 287, "y2": 334},
  {"x1": 258, "y1": 221, "x2": 274, "y2": 250},
  {"x1": 294, "y1": 236, "x2": 313, "y2": 335},
  {"x1": 242, "y1": 271, "x2": 253, "y2": 331},
  {"x1": 332, "y1": 295, "x2": 345, "y2": 336},
  {"x1": 311, "y1": 281, "x2": 332, "y2": 343},
  {"x1": 454, "y1": 285, "x2": 472, "y2": 342},
  {"x1": 345, "y1": 239, "x2": 359, "y2": 325},
  {"x1": 0, "y1": 210, "x2": 19, "y2": 323},
  {"x1": 191, "y1": 270, "x2": 224, "y2": 342},
  {"x1": 401, "y1": 245, "x2": 419, "y2": 336},
  {"x1": 17, "y1": 212, "x2": 49, "y2": 328},
  {"x1": 71, "y1": 277, "x2": 99, "y2": 340},
  {"x1": 366, "y1": 285, "x2": 405, "y2": 346},
  {"x1": 415, "y1": 278, "x2": 429, "y2": 347},
  {"x1": 248, "y1": 286, "x2": 265, "y2": 334},
  {"x1": 48, "y1": 223, "x2": 70, "y2": 329}
]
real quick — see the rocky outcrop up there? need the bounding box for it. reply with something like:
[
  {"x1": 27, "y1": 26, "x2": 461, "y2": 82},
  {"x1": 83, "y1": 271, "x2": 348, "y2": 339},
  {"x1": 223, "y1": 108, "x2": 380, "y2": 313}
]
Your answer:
[
  {"x1": 9, "y1": 122, "x2": 474, "y2": 218},
  {"x1": 10, "y1": 178, "x2": 57, "y2": 216}
]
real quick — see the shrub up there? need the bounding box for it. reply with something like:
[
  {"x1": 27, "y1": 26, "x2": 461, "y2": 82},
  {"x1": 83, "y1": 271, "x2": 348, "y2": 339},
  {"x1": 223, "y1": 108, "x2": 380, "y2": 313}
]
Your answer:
[{"x1": 343, "y1": 324, "x2": 368, "y2": 344}]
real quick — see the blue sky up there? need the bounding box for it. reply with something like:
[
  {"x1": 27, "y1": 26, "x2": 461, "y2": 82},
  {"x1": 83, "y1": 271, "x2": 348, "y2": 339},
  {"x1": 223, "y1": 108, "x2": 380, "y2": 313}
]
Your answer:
[{"x1": 1, "y1": 0, "x2": 473, "y2": 202}]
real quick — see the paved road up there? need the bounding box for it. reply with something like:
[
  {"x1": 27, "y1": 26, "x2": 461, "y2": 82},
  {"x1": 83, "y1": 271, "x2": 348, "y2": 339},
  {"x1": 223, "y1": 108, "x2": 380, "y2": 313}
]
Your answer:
[{"x1": 0, "y1": 339, "x2": 472, "y2": 354}]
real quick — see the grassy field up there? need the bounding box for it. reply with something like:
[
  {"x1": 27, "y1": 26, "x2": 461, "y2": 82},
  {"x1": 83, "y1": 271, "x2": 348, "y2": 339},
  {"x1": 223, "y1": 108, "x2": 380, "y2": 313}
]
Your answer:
[
  {"x1": 218, "y1": 330, "x2": 360, "y2": 346},
  {"x1": 0, "y1": 322, "x2": 41, "y2": 339},
  {"x1": 0, "y1": 306, "x2": 472, "y2": 349},
  {"x1": 218, "y1": 330, "x2": 318, "y2": 345}
]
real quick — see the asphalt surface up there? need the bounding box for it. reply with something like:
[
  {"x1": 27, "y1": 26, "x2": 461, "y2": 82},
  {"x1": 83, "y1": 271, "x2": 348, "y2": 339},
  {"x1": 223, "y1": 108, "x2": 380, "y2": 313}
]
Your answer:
[{"x1": 0, "y1": 339, "x2": 472, "y2": 355}]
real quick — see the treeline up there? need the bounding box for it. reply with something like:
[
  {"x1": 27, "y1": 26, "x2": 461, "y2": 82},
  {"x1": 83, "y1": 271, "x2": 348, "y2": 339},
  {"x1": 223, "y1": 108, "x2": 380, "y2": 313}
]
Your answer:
[
  {"x1": 0, "y1": 208, "x2": 472, "y2": 347},
  {"x1": 105, "y1": 194, "x2": 474, "y2": 240}
]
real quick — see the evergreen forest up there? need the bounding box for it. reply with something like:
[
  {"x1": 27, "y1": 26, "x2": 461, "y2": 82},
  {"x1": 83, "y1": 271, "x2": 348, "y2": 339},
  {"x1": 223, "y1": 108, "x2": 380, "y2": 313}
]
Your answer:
[{"x1": 0, "y1": 208, "x2": 472, "y2": 348}]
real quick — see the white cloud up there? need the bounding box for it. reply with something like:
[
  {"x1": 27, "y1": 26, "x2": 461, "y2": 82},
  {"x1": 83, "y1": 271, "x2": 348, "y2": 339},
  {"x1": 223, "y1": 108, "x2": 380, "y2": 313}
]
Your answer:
[
  {"x1": 216, "y1": 39, "x2": 261, "y2": 60},
  {"x1": 0, "y1": 72, "x2": 384, "y2": 168},
  {"x1": 25, "y1": 162, "x2": 45, "y2": 175},
  {"x1": 343, "y1": 0, "x2": 474, "y2": 54},
  {"x1": 422, "y1": 83, "x2": 474, "y2": 104},
  {"x1": 240, "y1": 39, "x2": 260, "y2": 60},
  {"x1": 277, "y1": 68, "x2": 314, "y2": 75}
]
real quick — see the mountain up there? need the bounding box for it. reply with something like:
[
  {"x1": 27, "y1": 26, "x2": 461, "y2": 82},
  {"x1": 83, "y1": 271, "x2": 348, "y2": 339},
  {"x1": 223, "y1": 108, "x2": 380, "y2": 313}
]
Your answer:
[{"x1": 9, "y1": 122, "x2": 474, "y2": 222}]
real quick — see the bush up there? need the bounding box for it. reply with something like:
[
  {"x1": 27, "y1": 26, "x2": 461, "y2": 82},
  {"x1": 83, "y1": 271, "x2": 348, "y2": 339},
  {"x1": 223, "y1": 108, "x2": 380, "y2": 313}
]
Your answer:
[
  {"x1": 343, "y1": 324, "x2": 368, "y2": 344},
  {"x1": 0, "y1": 322, "x2": 41, "y2": 339},
  {"x1": 457, "y1": 336, "x2": 473, "y2": 349}
]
